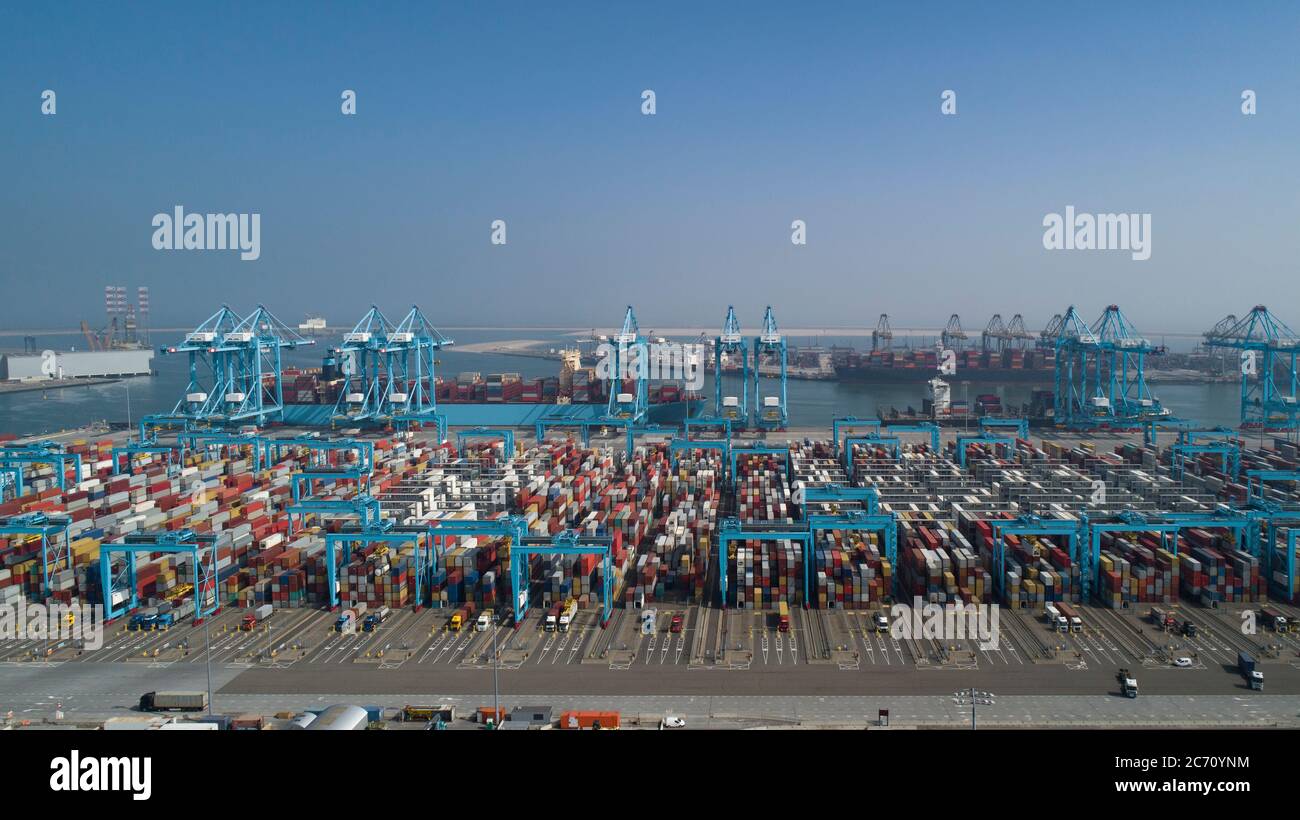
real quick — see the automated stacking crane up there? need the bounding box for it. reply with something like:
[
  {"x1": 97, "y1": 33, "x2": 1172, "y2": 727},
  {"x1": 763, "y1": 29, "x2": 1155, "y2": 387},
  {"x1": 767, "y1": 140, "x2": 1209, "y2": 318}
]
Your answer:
[
  {"x1": 0, "y1": 513, "x2": 72, "y2": 599},
  {"x1": 0, "y1": 441, "x2": 83, "y2": 497},
  {"x1": 605, "y1": 306, "x2": 649, "y2": 422},
  {"x1": 323, "y1": 521, "x2": 436, "y2": 609},
  {"x1": 177, "y1": 430, "x2": 270, "y2": 470},
  {"x1": 111, "y1": 437, "x2": 180, "y2": 476},
  {"x1": 100, "y1": 530, "x2": 219, "y2": 621},
  {"x1": 1053, "y1": 304, "x2": 1166, "y2": 429},
  {"x1": 334, "y1": 305, "x2": 454, "y2": 429},
  {"x1": 752, "y1": 306, "x2": 788, "y2": 430},
  {"x1": 514, "y1": 530, "x2": 615, "y2": 625},
  {"x1": 1203, "y1": 306, "x2": 1300, "y2": 434},
  {"x1": 713, "y1": 306, "x2": 749, "y2": 424},
  {"x1": 160, "y1": 305, "x2": 313, "y2": 426}
]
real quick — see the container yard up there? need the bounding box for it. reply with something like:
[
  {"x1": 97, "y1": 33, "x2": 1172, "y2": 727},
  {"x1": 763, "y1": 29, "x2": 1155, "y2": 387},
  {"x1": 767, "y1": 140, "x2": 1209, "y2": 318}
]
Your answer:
[
  {"x1": 2, "y1": 302, "x2": 1300, "y2": 738},
  {"x1": 3, "y1": 408, "x2": 1300, "y2": 720}
]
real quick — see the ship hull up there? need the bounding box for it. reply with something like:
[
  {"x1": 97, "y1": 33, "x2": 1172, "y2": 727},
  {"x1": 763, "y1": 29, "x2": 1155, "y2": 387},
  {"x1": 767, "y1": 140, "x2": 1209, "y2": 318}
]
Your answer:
[
  {"x1": 835, "y1": 366, "x2": 1054, "y2": 384},
  {"x1": 280, "y1": 399, "x2": 705, "y2": 428}
]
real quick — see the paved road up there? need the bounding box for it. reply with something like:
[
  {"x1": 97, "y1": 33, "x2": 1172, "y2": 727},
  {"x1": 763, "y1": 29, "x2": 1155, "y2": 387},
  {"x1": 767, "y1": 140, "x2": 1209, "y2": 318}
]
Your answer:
[{"x1": 2, "y1": 659, "x2": 1298, "y2": 727}]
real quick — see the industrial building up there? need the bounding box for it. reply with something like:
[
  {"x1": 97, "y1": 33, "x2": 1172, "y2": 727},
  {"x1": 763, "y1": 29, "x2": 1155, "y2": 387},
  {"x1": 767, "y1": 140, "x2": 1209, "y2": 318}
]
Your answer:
[{"x1": 1, "y1": 348, "x2": 155, "y2": 381}]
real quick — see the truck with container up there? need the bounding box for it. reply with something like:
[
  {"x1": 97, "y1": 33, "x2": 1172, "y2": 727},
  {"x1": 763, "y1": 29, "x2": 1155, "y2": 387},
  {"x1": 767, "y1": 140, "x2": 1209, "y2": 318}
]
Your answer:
[
  {"x1": 475, "y1": 609, "x2": 494, "y2": 632},
  {"x1": 558, "y1": 599, "x2": 579, "y2": 632},
  {"x1": 1116, "y1": 668, "x2": 1138, "y2": 698},
  {"x1": 1238, "y1": 651, "x2": 1264, "y2": 691},
  {"x1": 1044, "y1": 603, "x2": 1067, "y2": 632},
  {"x1": 1150, "y1": 606, "x2": 1176, "y2": 631},
  {"x1": 335, "y1": 602, "x2": 367, "y2": 632},
  {"x1": 1056, "y1": 601, "x2": 1083, "y2": 633},
  {"x1": 363, "y1": 606, "x2": 391, "y2": 632},
  {"x1": 777, "y1": 601, "x2": 790, "y2": 633},
  {"x1": 139, "y1": 691, "x2": 208, "y2": 712},
  {"x1": 1259, "y1": 607, "x2": 1289, "y2": 633},
  {"x1": 543, "y1": 602, "x2": 563, "y2": 632},
  {"x1": 449, "y1": 604, "x2": 475, "y2": 632},
  {"x1": 242, "y1": 604, "x2": 274, "y2": 631}
]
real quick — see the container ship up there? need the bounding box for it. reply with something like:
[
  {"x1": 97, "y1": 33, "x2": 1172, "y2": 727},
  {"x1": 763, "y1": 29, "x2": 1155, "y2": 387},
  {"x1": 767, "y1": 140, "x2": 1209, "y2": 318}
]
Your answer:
[
  {"x1": 834, "y1": 346, "x2": 1056, "y2": 384},
  {"x1": 275, "y1": 348, "x2": 703, "y2": 427}
]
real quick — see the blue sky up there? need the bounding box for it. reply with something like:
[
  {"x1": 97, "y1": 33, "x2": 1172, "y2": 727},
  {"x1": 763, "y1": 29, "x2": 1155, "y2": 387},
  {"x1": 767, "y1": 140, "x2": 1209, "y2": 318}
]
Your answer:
[{"x1": 2, "y1": 1, "x2": 1298, "y2": 334}]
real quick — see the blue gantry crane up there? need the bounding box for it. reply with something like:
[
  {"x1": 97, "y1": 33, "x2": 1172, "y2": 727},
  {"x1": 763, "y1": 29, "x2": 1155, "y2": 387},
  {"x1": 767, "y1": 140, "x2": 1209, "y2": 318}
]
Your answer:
[
  {"x1": 177, "y1": 430, "x2": 271, "y2": 470},
  {"x1": 605, "y1": 306, "x2": 649, "y2": 421},
  {"x1": 989, "y1": 516, "x2": 1084, "y2": 598},
  {"x1": 884, "y1": 422, "x2": 942, "y2": 452},
  {"x1": 286, "y1": 493, "x2": 381, "y2": 536},
  {"x1": 0, "y1": 441, "x2": 83, "y2": 497},
  {"x1": 1170, "y1": 441, "x2": 1241, "y2": 481},
  {"x1": 323, "y1": 521, "x2": 436, "y2": 609},
  {"x1": 160, "y1": 304, "x2": 312, "y2": 426},
  {"x1": 457, "y1": 428, "x2": 516, "y2": 460},
  {"x1": 267, "y1": 436, "x2": 375, "y2": 472},
  {"x1": 514, "y1": 530, "x2": 615, "y2": 625},
  {"x1": 713, "y1": 306, "x2": 749, "y2": 424},
  {"x1": 751, "y1": 306, "x2": 788, "y2": 430},
  {"x1": 1245, "y1": 469, "x2": 1300, "y2": 503},
  {"x1": 978, "y1": 416, "x2": 1029, "y2": 441},
  {"x1": 0, "y1": 513, "x2": 73, "y2": 599},
  {"x1": 833, "y1": 417, "x2": 882, "y2": 459},
  {"x1": 333, "y1": 305, "x2": 453, "y2": 429},
  {"x1": 111, "y1": 437, "x2": 180, "y2": 476},
  {"x1": 717, "y1": 519, "x2": 810, "y2": 608},
  {"x1": 100, "y1": 530, "x2": 219, "y2": 621},
  {"x1": 1053, "y1": 304, "x2": 1167, "y2": 429},
  {"x1": 1203, "y1": 306, "x2": 1300, "y2": 433},
  {"x1": 953, "y1": 434, "x2": 1016, "y2": 468}
]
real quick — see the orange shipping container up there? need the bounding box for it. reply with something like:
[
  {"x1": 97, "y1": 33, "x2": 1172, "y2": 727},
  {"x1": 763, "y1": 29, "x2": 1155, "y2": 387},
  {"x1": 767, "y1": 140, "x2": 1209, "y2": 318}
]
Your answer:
[{"x1": 559, "y1": 710, "x2": 620, "y2": 729}]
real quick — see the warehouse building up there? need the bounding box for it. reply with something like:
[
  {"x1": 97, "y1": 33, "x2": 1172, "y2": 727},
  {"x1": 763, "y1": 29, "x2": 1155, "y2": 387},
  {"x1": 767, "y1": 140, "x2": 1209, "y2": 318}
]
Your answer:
[{"x1": 1, "y1": 349, "x2": 154, "y2": 380}]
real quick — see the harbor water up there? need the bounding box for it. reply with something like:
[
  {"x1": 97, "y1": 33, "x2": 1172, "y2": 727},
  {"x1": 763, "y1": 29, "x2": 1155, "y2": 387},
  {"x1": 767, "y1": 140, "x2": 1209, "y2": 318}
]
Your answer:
[{"x1": 0, "y1": 330, "x2": 1248, "y2": 436}]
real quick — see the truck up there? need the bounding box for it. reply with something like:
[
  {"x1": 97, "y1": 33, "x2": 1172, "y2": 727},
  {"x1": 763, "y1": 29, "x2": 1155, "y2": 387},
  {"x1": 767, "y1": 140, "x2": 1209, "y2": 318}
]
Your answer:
[
  {"x1": 543, "y1": 602, "x2": 562, "y2": 632},
  {"x1": 1179, "y1": 619, "x2": 1197, "y2": 638},
  {"x1": 242, "y1": 604, "x2": 274, "y2": 631},
  {"x1": 558, "y1": 599, "x2": 578, "y2": 632},
  {"x1": 1238, "y1": 651, "x2": 1264, "y2": 691},
  {"x1": 670, "y1": 612, "x2": 684, "y2": 633},
  {"x1": 363, "y1": 606, "x2": 391, "y2": 632},
  {"x1": 777, "y1": 601, "x2": 790, "y2": 633},
  {"x1": 475, "y1": 609, "x2": 494, "y2": 632},
  {"x1": 1044, "y1": 603, "x2": 1067, "y2": 633},
  {"x1": 1150, "y1": 606, "x2": 1176, "y2": 631},
  {"x1": 1117, "y1": 668, "x2": 1138, "y2": 698},
  {"x1": 139, "y1": 691, "x2": 208, "y2": 712},
  {"x1": 874, "y1": 612, "x2": 890, "y2": 634},
  {"x1": 335, "y1": 603, "x2": 366, "y2": 631},
  {"x1": 1258, "y1": 607, "x2": 1289, "y2": 633},
  {"x1": 449, "y1": 604, "x2": 476, "y2": 632},
  {"x1": 1056, "y1": 601, "x2": 1083, "y2": 633}
]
